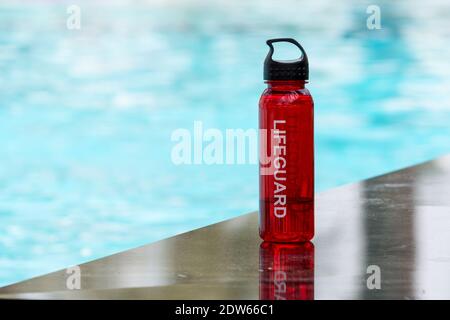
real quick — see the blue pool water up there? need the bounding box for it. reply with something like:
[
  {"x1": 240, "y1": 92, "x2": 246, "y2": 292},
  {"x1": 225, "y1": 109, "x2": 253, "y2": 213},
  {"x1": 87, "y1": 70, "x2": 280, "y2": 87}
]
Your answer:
[{"x1": 1, "y1": 0, "x2": 450, "y2": 287}]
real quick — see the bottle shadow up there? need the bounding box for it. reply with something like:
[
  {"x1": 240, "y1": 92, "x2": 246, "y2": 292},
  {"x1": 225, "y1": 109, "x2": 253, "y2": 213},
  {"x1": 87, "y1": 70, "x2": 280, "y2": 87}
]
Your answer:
[{"x1": 259, "y1": 241, "x2": 314, "y2": 300}]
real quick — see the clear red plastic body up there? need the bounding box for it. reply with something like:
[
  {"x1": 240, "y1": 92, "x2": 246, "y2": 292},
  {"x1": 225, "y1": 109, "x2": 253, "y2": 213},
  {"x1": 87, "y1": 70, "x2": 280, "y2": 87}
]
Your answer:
[
  {"x1": 259, "y1": 241, "x2": 314, "y2": 300},
  {"x1": 259, "y1": 80, "x2": 314, "y2": 242}
]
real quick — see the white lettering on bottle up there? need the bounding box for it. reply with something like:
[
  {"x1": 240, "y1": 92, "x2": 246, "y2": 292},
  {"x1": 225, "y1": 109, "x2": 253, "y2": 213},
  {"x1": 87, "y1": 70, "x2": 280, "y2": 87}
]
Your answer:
[{"x1": 273, "y1": 120, "x2": 287, "y2": 218}]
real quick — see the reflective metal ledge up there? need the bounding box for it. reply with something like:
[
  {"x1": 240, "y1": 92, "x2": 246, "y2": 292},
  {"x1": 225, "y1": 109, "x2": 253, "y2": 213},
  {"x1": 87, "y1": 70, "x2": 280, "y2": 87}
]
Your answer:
[{"x1": 1, "y1": 155, "x2": 450, "y2": 299}]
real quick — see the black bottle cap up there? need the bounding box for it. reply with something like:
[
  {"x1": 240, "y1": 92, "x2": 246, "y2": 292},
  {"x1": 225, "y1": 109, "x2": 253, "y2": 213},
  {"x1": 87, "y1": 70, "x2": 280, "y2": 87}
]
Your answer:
[{"x1": 264, "y1": 38, "x2": 309, "y2": 81}]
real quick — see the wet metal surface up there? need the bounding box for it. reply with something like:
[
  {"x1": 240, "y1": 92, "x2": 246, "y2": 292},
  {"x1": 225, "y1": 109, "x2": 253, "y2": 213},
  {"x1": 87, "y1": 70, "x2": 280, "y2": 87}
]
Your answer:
[{"x1": 1, "y1": 155, "x2": 450, "y2": 299}]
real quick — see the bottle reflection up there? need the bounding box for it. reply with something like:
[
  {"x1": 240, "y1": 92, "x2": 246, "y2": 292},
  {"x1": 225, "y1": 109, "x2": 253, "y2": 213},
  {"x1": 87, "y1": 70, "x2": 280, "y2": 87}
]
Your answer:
[{"x1": 259, "y1": 241, "x2": 314, "y2": 300}]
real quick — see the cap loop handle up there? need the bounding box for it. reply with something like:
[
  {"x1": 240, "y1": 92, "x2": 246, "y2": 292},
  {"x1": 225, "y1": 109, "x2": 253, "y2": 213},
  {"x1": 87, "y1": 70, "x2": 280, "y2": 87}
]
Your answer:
[{"x1": 266, "y1": 38, "x2": 307, "y2": 62}]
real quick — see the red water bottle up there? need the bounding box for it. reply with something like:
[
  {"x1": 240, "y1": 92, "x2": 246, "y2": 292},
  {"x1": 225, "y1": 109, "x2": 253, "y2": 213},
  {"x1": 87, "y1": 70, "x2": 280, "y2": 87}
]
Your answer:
[{"x1": 259, "y1": 38, "x2": 314, "y2": 242}]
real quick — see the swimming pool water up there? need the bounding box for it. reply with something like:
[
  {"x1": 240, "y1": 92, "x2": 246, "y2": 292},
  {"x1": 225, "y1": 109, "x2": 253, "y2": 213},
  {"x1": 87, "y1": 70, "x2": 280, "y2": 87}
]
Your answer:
[{"x1": 1, "y1": 0, "x2": 450, "y2": 286}]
